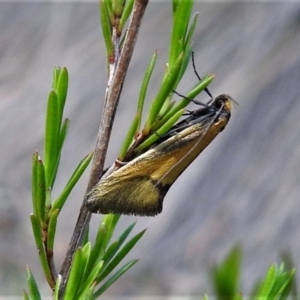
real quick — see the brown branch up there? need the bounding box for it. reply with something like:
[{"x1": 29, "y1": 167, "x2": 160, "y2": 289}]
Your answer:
[{"x1": 58, "y1": 0, "x2": 149, "y2": 297}]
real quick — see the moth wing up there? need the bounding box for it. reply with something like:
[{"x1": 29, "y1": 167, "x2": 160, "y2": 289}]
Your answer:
[{"x1": 86, "y1": 162, "x2": 167, "y2": 216}]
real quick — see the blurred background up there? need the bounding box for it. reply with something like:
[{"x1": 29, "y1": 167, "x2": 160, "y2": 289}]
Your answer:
[{"x1": 1, "y1": 1, "x2": 300, "y2": 297}]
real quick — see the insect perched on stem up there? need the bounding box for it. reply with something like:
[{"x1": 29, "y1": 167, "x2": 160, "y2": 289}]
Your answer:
[{"x1": 86, "y1": 55, "x2": 235, "y2": 216}]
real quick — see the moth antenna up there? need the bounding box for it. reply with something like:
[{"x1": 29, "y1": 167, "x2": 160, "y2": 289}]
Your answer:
[
  {"x1": 173, "y1": 89, "x2": 209, "y2": 108},
  {"x1": 173, "y1": 53, "x2": 214, "y2": 108},
  {"x1": 191, "y1": 52, "x2": 213, "y2": 99}
]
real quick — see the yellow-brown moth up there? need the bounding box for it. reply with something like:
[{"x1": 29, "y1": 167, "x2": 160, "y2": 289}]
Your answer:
[{"x1": 86, "y1": 94, "x2": 233, "y2": 216}]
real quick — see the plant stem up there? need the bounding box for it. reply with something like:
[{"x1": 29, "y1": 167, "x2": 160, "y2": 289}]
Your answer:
[{"x1": 58, "y1": 0, "x2": 149, "y2": 297}]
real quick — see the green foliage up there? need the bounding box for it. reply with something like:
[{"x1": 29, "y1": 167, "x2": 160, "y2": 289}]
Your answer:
[
  {"x1": 209, "y1": 247, "x2": 296, "y2": 300},
  {"x1": 61, "y1": 218, "x2": 144, "y2": 299},
  {"x1": 118, "y1": 51, "x2": 157, "y2": 160},
  {"x1": 99, "y1": 0, "x2": 113, "y2": 60},
  {"x1": 29, "y1": 59, "x2": 146, "y2": 298},
  {"x1": 212, "y1": 246, "x2": 242, "y2": 300},
  {"x1": 30, "y1": 68, "x2": 94, "y2": 290},
  {"x1": 25, "y1": 267, "x2": 41, "y2": 300},
  {"x1": 253, "y1": 263, "x2": 295, "y2": 300}
]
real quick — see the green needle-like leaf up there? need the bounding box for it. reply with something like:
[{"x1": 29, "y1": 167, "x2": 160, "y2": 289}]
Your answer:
[
  {"x1": 105, "y1": 0, "x2": 113, "y2": 18},
  {"x1": 46, "y1": 208, "x2": 59, "y2": 253},
  {"x1": 100, "y1": 0, "x2": 113, "y2": 61},
  {"x1": 173, "y1": 47, "x2": 192, "y2": 89},
  {"x1": 100, "y1": 214, "x2": 121, "y2": 250},
  {"x1": 257, "y1": 264, "x2": 277, "y2": 299},
  {"x1": 64, "y1": 247, "x2": 84, "y2": 299},
  {"x1": 44, "y1": 89, "x2": 60, "y2": 187},
  {"x1": 169, "y1": 0, "x2": 193, "y2": 65},
  {"x1": 52, "y1": 68, "x2": 58, "y2": 90},
  {"x1": 93, "y1": 260, "x2": 138, "y2": 298},
  {"x1": 277, "y1": 269, "x2": 295, "y2": 299},
  {"x1": 272, "y1": 271, "x2": 294, "y2": 300},
  {"x1": 45, "y1": 187, "x2": 52, "y2": 214},
  {"x1": 157, "y1": 98, "x2": 175, "y2": 120},
  {"x1": 117, "y1": 222, "x2": 137, "y2": 247},
  {"x1": 32, "y1": 153, "x2": 46, "y2": 224},
  {"x1": 184, "y1": 13, "x2": 198, "y2": 49},
  {"x1": 50, "y1": 152, "x2": 93, "y2": 213},
  {"x1": 100, "y1": 222, "x2": 139, "y2": 267},
  {"x1": 97, "y1": 229, "x2": 146, "y2": 282},
  {"x1": 78, "y1": 261, "x2": 103, "y2": 299},
  {"x1": 251, "y1": 263, "x2": 296, "y2": 300},
  {"x1": 84, "y1": 223, "x2": 109, "y2": 278},
  {"x1": 49, "y1": 118, "x2": 70, "y2": 188},
  {"x1": 32, "y1": 151, "x2": 38, "y2": 217},
  {"x1": 101, "y1": 240, "x2": 120, "y2": 266},
  {"x1": 145, "y1": 52, "x2": 184, "y2": 130},
  {"x1": 83, "y1": 214, "x2": 120, "y2": 283},
  {"x1": 56, "y1": 68, "x2": 68, "y2": 125},
  {"x1": 212, "y1": 246, "x2": 241, "y2": 300},
  {"x1": 172, "y1": 0, "x2": 179, "y2": 13},
  {"x1": 79, "y1": 284, "x2": 96, "y2": 300},
  {"x1": 137, "y1": 51, "x2": 157, "y2": 122},
  {"x1": 119, "y1": 52, "x2": 157, "y2": 159},
  {"x1": 84, "y1": 225, "x2": 107, "y2": 281},
  {"x1": 82, "y1": 225, "x2": 90, "y2": 246},
  {"x1": 118, "y1": 0, "x2": 134, "y2": 33},
  {"x1": 26, "y1": 267, "x2": 41, "y2": 300},
  {"x1": 82, "y1": 242, "x2": 92, "y2": 275},
  {"x1": 59, "y1": 118, "x2": 70, "y2": 152},
  {"x1": 187, "y1": 74, "x2": 215, "y2": 100},
  {"x1": 36, "y1": 157, "x2": 46, "y2": 224}
]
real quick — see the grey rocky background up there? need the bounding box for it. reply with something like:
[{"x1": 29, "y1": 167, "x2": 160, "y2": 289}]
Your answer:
[{"x1": 1, "y1": 1, "x2": 300, "y2": 297}]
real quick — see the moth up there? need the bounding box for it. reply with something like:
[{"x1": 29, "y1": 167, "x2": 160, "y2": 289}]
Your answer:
[{"x1": 86, "y1": 94, "x2": 233, "y2": 216}]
